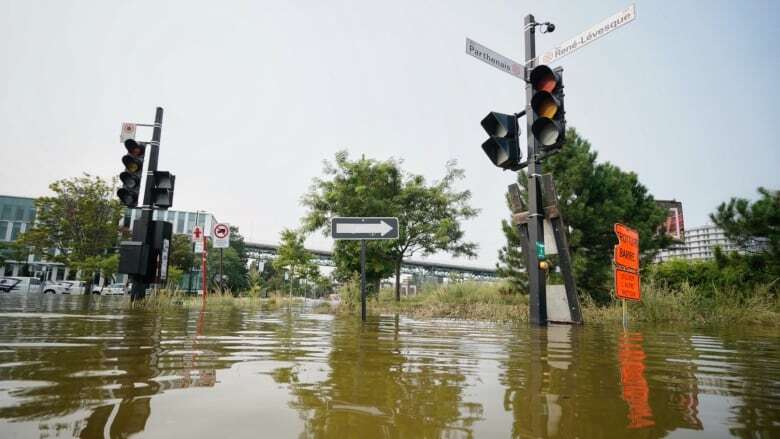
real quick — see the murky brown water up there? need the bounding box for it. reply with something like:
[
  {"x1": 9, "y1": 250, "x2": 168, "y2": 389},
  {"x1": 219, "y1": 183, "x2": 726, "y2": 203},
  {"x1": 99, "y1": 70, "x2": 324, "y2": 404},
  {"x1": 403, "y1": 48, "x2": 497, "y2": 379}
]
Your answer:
[{"x1": 0, "y1": 294, "x2": 777, "y2": 438}]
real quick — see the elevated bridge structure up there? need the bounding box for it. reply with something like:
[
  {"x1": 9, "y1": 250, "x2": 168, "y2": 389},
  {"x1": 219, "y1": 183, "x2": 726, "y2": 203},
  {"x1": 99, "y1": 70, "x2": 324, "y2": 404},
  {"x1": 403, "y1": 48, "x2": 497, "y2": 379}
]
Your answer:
[{"x1": 244, "y1": 241, "x2": 498, "y2": 281}]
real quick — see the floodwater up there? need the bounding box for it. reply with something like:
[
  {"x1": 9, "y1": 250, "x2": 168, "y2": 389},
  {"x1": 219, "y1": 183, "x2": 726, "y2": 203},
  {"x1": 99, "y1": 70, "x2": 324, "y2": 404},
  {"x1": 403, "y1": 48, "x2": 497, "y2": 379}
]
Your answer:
[{"x1": 0, "y1": 294, "x2": 777, "y2": 438}]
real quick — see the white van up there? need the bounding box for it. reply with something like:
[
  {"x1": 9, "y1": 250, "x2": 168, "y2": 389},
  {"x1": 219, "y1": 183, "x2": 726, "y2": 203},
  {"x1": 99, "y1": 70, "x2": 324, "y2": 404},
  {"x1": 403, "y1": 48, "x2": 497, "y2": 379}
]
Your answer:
[{"x1": 0, "y1": 277, "x2": 44, "y2": 294}]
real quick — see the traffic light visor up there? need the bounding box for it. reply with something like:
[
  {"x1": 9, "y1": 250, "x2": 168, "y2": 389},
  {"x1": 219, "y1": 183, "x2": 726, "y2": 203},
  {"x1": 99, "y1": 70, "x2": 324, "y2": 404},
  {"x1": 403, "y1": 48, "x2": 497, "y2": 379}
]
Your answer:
[
  {"x1": 124, "y1": 139, "x2": 145, "y2": 157},
  {"x1": 120, "y1": 171, "x2": 140, "y2": 189},
  {"x1": 481, "y1": 112, "x2": 517, "y2": 138},
  {"x1": 117, "y1": 188, "x2": 137, "y2": 206},
  {"x1": 532, "y1": 118, "x2": 564, "y2": 147},
  {"x1": 482, "y1": 138, "x2": 510, "y2": 166},
  {"x1": 531, "y1": 91, "x2": 560, "y2": 119},
  {"x1": 122, "y1": 155, "x2": 142, "y2": 173},
  {"x1": 530, "y1": 65, "x2": 558, "y2": 92}
]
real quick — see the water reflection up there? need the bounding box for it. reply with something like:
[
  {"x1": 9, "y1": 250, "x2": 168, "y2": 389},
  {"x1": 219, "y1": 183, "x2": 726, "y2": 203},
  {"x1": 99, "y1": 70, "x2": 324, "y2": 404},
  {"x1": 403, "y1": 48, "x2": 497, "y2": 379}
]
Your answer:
[
  {"x1": 279, "y1": 315, "x2": 484, "y2": 437},
  {"x1": 618, "y1": 331, "x2": 654, "y2": 429},
  {"x1": 0, "y1": 294, "x2": 778, "y2": 438}
]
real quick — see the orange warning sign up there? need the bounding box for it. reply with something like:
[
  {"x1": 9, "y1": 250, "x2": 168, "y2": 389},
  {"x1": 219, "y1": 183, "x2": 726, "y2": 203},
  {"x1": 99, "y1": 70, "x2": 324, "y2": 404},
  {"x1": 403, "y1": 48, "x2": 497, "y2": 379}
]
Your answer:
[
  {"x1": 615, "y1": 267, "x2": 641, "y2": 301},
  {"x1": 614, "y1": 223, "x2": 639, "y2": 271}
]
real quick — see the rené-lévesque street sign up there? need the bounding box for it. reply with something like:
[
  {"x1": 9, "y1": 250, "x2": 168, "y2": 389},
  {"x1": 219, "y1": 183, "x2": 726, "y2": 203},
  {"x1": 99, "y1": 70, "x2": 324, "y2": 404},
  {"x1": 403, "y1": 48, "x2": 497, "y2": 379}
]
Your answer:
[{"x1": 331, "y1": 217, "x2": 399, "y2": 240}]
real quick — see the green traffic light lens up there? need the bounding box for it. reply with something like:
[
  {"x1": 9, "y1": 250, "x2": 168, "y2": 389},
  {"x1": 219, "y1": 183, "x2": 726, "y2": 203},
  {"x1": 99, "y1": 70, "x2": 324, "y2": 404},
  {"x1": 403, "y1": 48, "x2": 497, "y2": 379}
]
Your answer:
[{"x1": 532, "y1": 119, "x2": 562, "y2": 147}]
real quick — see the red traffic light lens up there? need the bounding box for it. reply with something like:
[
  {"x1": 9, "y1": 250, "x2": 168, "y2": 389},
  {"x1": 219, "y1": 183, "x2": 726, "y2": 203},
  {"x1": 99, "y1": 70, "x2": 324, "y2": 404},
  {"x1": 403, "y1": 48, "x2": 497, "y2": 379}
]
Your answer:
[
  {"x1": 124, "y1": 139, "x2": 145, "y2": 157},
  {"x1": 530, "y1": 65, "x2": 558, "y2": 93}
]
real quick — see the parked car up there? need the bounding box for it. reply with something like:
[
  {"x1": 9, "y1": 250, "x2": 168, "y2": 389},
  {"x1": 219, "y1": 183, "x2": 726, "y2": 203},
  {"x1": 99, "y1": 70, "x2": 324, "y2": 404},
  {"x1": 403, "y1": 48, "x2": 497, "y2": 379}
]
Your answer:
[
  {"x1": 93, "y1": 283, "x2": 127, "y2": 296},
  {"x1": 43, "y1": 281, "x2": 86, "y2": 295},
  {"x1": 0, "y1": 278, "x2": 20, "y2": 293},
  {"x1": 0, "y1": 277, "x2": 43, "y2": 293}
]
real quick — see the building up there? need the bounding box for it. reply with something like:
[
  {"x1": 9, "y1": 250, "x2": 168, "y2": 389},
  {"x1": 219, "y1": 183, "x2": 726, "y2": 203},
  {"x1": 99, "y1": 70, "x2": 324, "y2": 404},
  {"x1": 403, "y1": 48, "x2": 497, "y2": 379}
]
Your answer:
[
  {"x1": 0, "y1": 193, "x2": 218, "y2": 283},
  {"x1": 654, "y1": 224, "x2": 768, "y2": 262},
  {"x1": 126, "y1": 208, "x2": 218, "y2": 238},
  {"x1": 656, "y1": 199, "x2": 685, "y2": 241}
]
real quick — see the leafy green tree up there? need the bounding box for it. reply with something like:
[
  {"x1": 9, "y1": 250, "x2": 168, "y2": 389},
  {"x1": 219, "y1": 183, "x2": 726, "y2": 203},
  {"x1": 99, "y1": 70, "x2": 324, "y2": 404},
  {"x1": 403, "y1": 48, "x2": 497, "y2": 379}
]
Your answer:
[
  {"x1": 711, "y1": 187, "x2": 779, "y2": 262},
  {"x1": 496, "y1": 216, "x2": 528, "y2": 292},
  {"x1": 17, "y1": 174, "x2": 124, "y2": 285},
  {"x1": 273, "y1": 229, "x2": 315, "y2": 297},
  {"x1": 169, "y1": 234, "x2": 194, "y2": 271},
  {"x1": 302, "y1": 151, "x2": 478, "y2": 300},
  {"x1": 207, "y1": 244, "x2": 247, "y2": 293},
  {"x1": 498, "y1": 129, "x2": 672, "y2": 303}
]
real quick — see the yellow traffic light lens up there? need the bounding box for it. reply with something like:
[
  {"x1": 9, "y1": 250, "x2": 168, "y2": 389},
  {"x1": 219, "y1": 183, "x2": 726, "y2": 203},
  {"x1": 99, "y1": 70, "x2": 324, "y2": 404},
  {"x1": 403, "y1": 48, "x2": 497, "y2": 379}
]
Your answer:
[
  {"x1": 537, "y1": 96, "x2": 558, "y2": 118},
  {"x1": 126, "y1": 162, "x2": 139, "y2": 173}
]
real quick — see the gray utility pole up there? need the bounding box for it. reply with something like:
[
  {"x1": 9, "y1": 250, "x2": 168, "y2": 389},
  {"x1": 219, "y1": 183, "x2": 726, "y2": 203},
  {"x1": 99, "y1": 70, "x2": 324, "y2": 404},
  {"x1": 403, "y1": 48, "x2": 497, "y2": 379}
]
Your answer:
[
  {"x1": 523, "y1": 15, "x2": 547, "y2": 325},
  {"x1": 187, "y1": 211, "x2": 201, "y2": 294},
  {"x1": 129, "y1": 107, "x2": 163, "y2": 302}
]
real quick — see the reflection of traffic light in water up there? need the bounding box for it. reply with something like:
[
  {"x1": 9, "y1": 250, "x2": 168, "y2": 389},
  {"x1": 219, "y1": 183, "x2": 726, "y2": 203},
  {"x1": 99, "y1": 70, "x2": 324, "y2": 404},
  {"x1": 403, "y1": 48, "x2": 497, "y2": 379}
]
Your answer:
[{"x1": 619, "y1": 332, "x2": 655, "y2": 429}]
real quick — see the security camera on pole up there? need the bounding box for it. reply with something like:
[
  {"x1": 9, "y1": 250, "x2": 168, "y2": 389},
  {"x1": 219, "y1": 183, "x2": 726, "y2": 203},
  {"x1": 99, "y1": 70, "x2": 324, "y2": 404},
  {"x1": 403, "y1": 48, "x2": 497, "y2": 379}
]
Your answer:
[{"x1": 466, "y1": 4, "x2": 636, "y2": 325}]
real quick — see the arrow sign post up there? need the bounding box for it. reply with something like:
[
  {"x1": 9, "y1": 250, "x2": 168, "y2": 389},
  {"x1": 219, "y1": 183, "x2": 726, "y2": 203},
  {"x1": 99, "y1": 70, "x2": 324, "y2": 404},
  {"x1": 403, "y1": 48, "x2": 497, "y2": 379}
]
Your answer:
[
  {"x1": 331, "y1": 217, "x2": 399, "y2": 240},
  {"x1": 331, "y1": 217, "x2": 399, "y2": 322}
]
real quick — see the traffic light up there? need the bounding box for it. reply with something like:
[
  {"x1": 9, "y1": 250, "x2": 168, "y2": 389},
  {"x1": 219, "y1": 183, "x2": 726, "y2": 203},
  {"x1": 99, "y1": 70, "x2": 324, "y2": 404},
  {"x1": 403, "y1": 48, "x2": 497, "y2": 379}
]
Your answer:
[
  {"x1": 529, "y1": 65, "x2": 565, "y2": 150},
  {"x1": 117, "y1": 139, "x2": 146, "y2": 207},
  {"x1": 150, "y1": 171, "x2": 175, "y2": 209},
  {"x1": 480, "y1": 112, "x2": 521, "y2": 170}
]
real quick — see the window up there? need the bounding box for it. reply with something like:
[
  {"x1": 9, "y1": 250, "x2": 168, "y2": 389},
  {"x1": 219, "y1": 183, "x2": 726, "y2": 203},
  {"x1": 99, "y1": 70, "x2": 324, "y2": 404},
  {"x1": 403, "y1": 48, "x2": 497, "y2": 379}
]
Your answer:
[
  {"x1": 0, "y1": 221, "x2": 7, "y2": 241},
  {"x1": 14, "y1": 206, "x2": 24, "y2": 221},
  {"x1": 176, "y1": 214, "x2": 185, "y2": 234},
  {"x1": 25, "y1": 208, "x2": 35, "y2": 222},
  {"x1": 10, "y1": 222, "x2": 22, "y2": 241},
  {"x1": 0, "y1": 205, "x2": 11, "y2": 221}
]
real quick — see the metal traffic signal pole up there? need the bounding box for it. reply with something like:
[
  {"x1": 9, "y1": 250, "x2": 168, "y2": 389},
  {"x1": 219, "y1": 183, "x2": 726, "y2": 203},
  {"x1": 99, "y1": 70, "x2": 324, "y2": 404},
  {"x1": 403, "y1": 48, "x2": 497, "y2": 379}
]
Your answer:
[
  {"x1": 129, "y1": 107, "x2": 163, "y2": 302},
  {"x1": 523, "y1": 15, "x2": 547, "y2": 325}
]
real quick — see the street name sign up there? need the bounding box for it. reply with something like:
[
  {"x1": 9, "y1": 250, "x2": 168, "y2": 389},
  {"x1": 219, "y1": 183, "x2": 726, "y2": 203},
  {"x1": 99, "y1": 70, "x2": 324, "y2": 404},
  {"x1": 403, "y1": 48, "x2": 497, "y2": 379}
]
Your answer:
[
  {"x1": 465, "y1": 38, "x2": 525, "y2": 79},
  {"x1": 331, "y1": 217, "x2": 399, "y2": 240},
  {"x1": 613, "y1": 223, "x2": 640, "y2": 301},
  {"x1": 213, "y1": 223, "x2": 230, "y2": 248},
  {"x1": 535, "y1": 4, "x2": 637, "y2": 66}
]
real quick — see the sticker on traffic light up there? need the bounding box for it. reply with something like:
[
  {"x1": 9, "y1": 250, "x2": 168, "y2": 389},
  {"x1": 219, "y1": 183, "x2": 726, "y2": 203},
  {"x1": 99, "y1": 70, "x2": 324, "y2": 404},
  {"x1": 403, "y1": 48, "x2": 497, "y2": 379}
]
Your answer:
[
  {"x1": 480, "y1": 112, "x2": 521, "y2": 170},
  {"x1": 117, "y1": 139, "x2": 146, "y2": 207},
  {"x1": 529, "y1": 65, "x2": 566, "y2": 150}
]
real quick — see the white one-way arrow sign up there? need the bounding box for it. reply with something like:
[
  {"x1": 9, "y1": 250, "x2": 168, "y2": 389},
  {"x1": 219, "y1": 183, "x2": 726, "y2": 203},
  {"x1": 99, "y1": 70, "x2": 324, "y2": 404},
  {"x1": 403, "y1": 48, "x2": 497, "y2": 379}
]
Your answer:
[
  {"x1": 331, "y1": 217, "x2": 399, "y2": 240},
  {"x1": 337, "y1": 220, "x2": 393, "y2": 236}
]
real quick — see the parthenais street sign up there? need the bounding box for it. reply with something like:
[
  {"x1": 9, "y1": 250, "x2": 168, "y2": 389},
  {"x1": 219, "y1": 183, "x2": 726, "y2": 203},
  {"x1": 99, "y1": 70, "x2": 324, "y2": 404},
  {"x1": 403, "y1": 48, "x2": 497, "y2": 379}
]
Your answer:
[{"x1": 331, "y1": 217, "x2": 399, "y2": 240}]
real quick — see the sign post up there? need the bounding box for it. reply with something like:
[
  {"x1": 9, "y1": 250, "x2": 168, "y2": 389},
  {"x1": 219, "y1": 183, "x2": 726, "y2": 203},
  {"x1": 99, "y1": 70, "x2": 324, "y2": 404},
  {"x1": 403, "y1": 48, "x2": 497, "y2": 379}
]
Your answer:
[
  {"x1": 212, "y1": 223, "x2": 230, "y2": 293},
  {"x1": 613, "y1": 223, "x2": 640, "y2": 327},
  {"x1": 331, "y1": 217, "x2": 399, "y2": 321}
]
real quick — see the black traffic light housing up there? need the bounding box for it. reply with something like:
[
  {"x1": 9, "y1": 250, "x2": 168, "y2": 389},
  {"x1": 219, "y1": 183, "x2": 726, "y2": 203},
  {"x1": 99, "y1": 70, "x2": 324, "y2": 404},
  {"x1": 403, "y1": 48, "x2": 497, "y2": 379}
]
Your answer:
[
  {"x1": 151, "y1": 171, "x2": 175, "y2": 209},
  {"x1": 117, "y1": 139, "x2": 147, "y2": 207},
  {"x1": 480, "y1": 112, "x2": 521, "y2": 170},
  {"x1": 529, "y1": 65, "x2": 566, "y2": 150}
]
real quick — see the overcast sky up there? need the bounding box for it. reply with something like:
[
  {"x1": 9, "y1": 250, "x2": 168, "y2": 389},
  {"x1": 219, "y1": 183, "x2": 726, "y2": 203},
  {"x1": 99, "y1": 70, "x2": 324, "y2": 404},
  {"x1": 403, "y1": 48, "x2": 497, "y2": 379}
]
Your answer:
[{"x1": 1, "y1": 0, "x2": 778, "y2": 268}]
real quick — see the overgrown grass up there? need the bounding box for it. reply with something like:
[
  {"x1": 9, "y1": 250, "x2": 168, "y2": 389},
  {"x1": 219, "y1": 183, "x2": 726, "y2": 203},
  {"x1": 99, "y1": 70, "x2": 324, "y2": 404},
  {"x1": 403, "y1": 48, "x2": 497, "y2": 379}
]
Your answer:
[
  {"x1": 605, "y1": 281, "x2": 779, "y2": 326},
  {"x1": 126, "y1": 281, "x2": 779, "y2": 326},
  {"x1": 333, "y1": 281, "x2": 529, "y2": 322},
  {"x1": 125, "y1": 289, "x2": 299, "y2": 312}
]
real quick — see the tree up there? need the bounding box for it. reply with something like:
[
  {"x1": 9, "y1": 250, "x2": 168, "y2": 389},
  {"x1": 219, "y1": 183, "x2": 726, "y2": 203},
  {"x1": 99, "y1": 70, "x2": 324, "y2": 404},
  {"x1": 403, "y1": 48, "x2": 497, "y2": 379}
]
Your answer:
[
  {"x1": 711, "y1": 187, "x2": 779, "y2": 261},
  {"x1": 17, "y1": 174, "x2": 124, "y2": 284},
  {"x1": 302, "y1": 151, "x2": 478, "y2": 300},
  {"x1": 272, "y1": 229, "x2": 316, "y2": 298},
  {"x1": 169, "y1": 234, "x2": 194, "y2": 272},
  {"x1": 498, "y1": 129, "x2": 672, "y2": 303}
]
